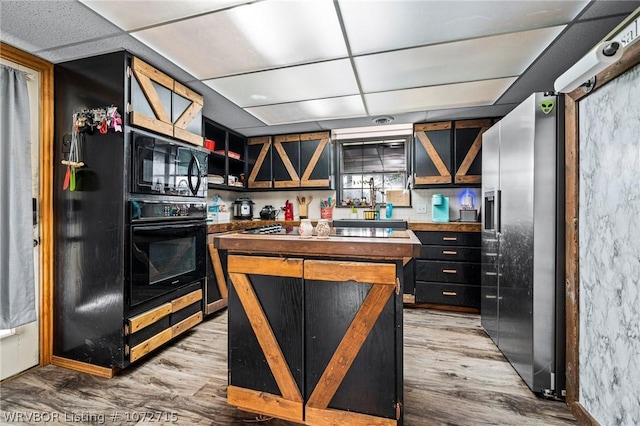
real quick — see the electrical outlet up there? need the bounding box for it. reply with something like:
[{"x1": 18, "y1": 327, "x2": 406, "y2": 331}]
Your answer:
[{"x1": 417, "y1": 203, "x2": 427, "y2": 214}]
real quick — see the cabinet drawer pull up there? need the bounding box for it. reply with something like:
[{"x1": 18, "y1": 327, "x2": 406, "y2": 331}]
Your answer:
[
  {"x1": 442, "y1": 269, "x2": 457, "y2": 274},
  {"x1": 442, "y1": 291, "x2": 457, "y2": 296},
  {"x1": 442, "y1": 237, "x2": 458, "y2": 241},
  {"x1": 442, "y1": 250, "x2": 458, "y2": 255}
]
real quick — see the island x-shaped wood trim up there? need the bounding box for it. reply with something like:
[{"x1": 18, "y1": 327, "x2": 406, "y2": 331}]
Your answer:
[
  {"x1": 227, "y1": 256, "x2": 398, "y2": 424},
  {"x1": 300, "y1": 132, "x2": 330, "y2": 187},
  {"x1": 248, "y1": 137, "x2": 273, "y2": 188},
  {"x1": 227, "y1": 255, "x2": 304, "y2": 419},
  {"x1": 304, "y1": 261, "x2": 396, "y2": 414},
  {"x1": 453, "y1": 119, "x2": 492, "y2": 184},
  {"x1": 414, "y1": 122, "x2": 451, "y2": 184}
]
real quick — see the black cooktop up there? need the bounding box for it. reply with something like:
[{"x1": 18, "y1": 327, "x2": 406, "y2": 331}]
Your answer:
[{"x1": 242, "y1": 224, "x2": 408, "y2": 238}]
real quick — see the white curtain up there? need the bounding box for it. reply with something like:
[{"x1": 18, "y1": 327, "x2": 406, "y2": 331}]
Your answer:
[{"x1": 0, "y1": 65, "x2": 36, "y2": 328}]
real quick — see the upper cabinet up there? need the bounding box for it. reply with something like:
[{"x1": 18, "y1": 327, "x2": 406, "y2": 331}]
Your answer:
[
  {"x1": 247, "y1": 131, "x2": 332, "y2": 190},
  {"x1": 204, "y1": 118, "x2": 246, "y2": 189},
  {"x1": 413, "y1": 119, "x2": 494, "y2": 187},
  {"x1": 247, "y1": 136, "x2": 273, "y2": 189},
  {"x1": 129, "y1": 57, "x2": 203, "y2": 146}
]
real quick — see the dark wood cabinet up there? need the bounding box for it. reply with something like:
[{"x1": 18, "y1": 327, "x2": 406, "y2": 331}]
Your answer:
[
  {"x1": 129, "y1": 56, "x2": 203, "y2": 146},
  {"x1": 413, "y1": 230, "x2": 481, "y2": 310},
  {"x1": 205, "y1": 118, "x2": 246, "y2": 189},
  {"x1": 453, "y1": 119, "x2": 493, "y2": 184},
  {"x1": 413, "y1": 119, "x2": 493, "y2": 187},
  {"x1": 247, "y1": 132, "x2": 332, "y2": 190},
  {"x1": 52, "y1": 51, "x2": 205, "y2": 375},
  {"x1": 247, "y1": 136, "x2": 272, "y2": 189},
  {"x1": 414, "y1": 122, "x2": 453, "y2": 185}
]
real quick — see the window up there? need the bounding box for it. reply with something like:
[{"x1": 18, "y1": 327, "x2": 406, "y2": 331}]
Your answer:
[{"x1": 337, "y1": 137, "x2": 409, "y2": 207}]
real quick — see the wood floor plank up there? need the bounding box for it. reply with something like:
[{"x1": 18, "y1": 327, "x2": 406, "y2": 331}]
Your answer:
[{"x1": 0, "y1": 309, "x2": 576, "y2": 425}]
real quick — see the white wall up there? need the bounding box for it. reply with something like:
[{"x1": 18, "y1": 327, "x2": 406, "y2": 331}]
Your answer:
[{"x1": 578, "y1": 62, "x2": 640, "y2": 425}]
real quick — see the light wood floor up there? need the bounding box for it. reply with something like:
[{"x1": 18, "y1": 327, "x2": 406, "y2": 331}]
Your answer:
[{"x1": 0, "y1": 308, "x2": 576, "y2": 425}]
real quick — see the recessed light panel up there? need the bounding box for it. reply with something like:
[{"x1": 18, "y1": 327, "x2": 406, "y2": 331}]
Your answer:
[
  {"x1": 245, "y1": 96, "x2": 366, "y2": 125},
  {"x1": 355, "y1": 26, "x2": 565, "y2": 93},
  {"x1": 339, "y1": 0, "x2": 589, "y2": 55},
  {"x1": 80, "y1": 0, "x2": 250, "y2": 31},
  {"x1": 132, "y1": 0, "x2": 347, "y2": 79},
  {"x1": 204, "y1": 59, "x2": 359, "y2": 107},
  {"x1": 365, "y1": 78, "x2": 517, "y2": 115}
]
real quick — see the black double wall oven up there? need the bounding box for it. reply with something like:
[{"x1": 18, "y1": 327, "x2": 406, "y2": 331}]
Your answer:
[{"x1": 127, "y1": 131, "x2": 208, "y2": 316}]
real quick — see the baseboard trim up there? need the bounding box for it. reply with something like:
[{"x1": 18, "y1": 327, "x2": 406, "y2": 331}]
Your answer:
[{"x1": 569, "y1": 401, "x2": 600, "y2": 426}]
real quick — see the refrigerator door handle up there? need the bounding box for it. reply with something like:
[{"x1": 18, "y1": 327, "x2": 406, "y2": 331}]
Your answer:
[{"x1": 496, "y1": 189, "x2": 502, "y2": 234}]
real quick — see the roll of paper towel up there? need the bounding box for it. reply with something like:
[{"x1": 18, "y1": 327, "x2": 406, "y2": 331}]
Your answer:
[{"x1": 554, "y1": 41, "x2": 624, "y2": 93}]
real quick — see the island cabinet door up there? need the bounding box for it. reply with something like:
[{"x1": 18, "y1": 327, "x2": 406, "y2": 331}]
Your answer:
[
  {"x1": 226, "y1": 255, "x2": 305, "y2": 422},
  {"x1": 247, "y1": 137, "x2": 273, "y2": 188},
  {"x1": 303, "y1": 259, "x2": 403, "y2": 426}
]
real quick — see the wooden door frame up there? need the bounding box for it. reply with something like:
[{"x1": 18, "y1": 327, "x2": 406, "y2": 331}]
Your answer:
[
  {"x1": 564, "y1": 41, "x2": 640, "y2": 424},
  {"x1": 0, "y1": 43, "x2": 54, "y2": 365}
]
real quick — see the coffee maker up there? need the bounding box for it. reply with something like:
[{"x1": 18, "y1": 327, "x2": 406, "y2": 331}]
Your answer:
[{"x1": 431, "y1": 194, "x2": 449, "y2": 222}]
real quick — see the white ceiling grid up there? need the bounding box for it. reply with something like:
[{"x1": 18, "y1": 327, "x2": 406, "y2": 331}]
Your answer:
[{"x1": 78, "y1": 0, "x2": 589, "y2": 125}]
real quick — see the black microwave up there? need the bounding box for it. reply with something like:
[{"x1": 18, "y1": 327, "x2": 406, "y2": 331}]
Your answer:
[{"x1": 131, "y1": 132, "x2": 208, "y2": 198}]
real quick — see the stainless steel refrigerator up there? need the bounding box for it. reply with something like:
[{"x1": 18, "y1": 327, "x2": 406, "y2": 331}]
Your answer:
[{"x1": 481, "y1": 92, "x2": 565, "y2": 399}]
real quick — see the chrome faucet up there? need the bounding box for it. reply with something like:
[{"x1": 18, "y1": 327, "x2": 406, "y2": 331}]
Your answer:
[{"x1": 369, "y1": 177, "x2": 375, "y2": 209}]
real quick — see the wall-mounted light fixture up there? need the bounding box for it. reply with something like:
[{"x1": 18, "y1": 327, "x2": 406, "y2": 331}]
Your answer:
[{"x1": 554, "y1": 41, "x2": 624, "y2": 93}]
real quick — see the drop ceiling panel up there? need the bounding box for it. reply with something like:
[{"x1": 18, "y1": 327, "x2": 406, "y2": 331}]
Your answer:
[
  {"x1": 80, "y1": 0, "x2": 251, "y2": 31},
  {"x1": 0, "y1": 0, "x2": 121, "y2": 52},
  {"x1": 355, "y1": 26, "x2": 565, "y2": 93},
  {"x1": 339, "y1": 0, "x2": 589, "y2": 55},
  {"x1": 365, "y1": 78, "x2": 517, "y2": 115},
  {"x1": 245, "y1": 95, "x2": 366, "y2": 125},
  {"x1": 132, "y1": 0, "x2": 347, "y2": 79},
  {"x1": 204, "y1": 59, "x2": 359, "y2": 107}
]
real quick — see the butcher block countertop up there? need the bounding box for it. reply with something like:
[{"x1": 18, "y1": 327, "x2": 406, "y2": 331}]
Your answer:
[
  {"x1": 213, "y1": 227, "x2": 421, "y2": 259},
  {"x1": 208, "y1": 220, "x2": 480, "y2": 234}
]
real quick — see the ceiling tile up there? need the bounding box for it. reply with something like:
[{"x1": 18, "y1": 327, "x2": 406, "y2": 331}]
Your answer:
[
  {"x1": 355, "y1": 25, "x2": 565, "y2": 93},
  {"x1": 80, "y1": 0, "x2": 250, "y2": 31},
  {"x1": 132, "y1": 0, "x2": 347, "y2": 79},
  {"x1": 0, "y1": 0, "x2": 121, "y2": 52},
  {"x1": 365, "y1": 78, "x2": 517, "y2": 116},
  {"x1": 204, "y1": 59, "x2": 359, "y2": 107},
  {"x1": 339, "y1": 0, "x2": 589, "y2": 55},
  {"x1": 245, "y1": 95, "x2": 366, "y2": 125}
]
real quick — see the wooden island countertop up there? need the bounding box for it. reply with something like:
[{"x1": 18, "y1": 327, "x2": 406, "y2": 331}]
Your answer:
[
  {"x1": 208, "y1": 219, "x2": 480, "y2": 235},
  {"x1": 213, "y1": 227, "x2": 421, "y2": 259}
]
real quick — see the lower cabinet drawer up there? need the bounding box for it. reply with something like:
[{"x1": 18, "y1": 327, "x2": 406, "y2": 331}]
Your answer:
[
  {"x1": 415, "y1": 282, "x2": 480, "y2": 308},
  {"x1": 415, "y1": 260, "x2": 480, "y2": 284},
  {"x1": 420, "y1": 246, "x2": 480, "y2": 262}
]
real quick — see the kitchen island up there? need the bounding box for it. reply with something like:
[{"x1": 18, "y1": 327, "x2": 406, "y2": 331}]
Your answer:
[{"x1": 214, "y1": 227, "x2": 420, "y2": 425}]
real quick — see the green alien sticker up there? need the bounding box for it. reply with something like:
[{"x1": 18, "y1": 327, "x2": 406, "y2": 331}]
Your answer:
[{"x1": 540, "y1": 100, "x2": 555, "y2": 115}]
